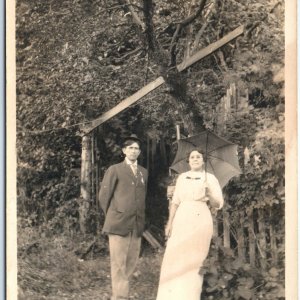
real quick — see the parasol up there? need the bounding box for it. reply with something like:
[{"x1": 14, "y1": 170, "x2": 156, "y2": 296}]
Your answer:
[{"x1": 170, "y1": 130, "x2": 242, "y2": 188}]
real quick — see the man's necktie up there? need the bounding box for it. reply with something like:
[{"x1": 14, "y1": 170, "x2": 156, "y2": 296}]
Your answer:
[{"x1": 131, "y1": 164, "x2": 137, "y2": 177}]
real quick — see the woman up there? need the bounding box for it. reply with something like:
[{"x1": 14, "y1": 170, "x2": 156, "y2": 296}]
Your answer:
[{"x1": 156, "y1": 149, "x2": 224, "y2": 300}]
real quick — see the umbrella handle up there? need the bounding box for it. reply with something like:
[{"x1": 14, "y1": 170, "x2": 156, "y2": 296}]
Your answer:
[
  {"x1": 204, "y1": 172, "x2": 208, "y2": 196},
  {"x1": 204, "y1": 176, "x2": 209, "y2": 197}
]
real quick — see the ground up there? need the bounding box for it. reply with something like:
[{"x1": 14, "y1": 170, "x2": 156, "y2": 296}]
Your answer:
[{"x1": 18, "y1": 229, "x2": 163, "y2": 300}]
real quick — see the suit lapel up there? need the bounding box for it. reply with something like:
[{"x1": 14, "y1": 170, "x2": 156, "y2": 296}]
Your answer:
[
  {"x1": 122, "y1": 161, "x2": 145, "y2": 186},
  {"x1": 122, "y1": 161, "x2": 136, "y2": 180}
]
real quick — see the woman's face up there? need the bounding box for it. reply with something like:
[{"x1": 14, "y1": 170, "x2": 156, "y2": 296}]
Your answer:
[{"x1": 188, "y1": 151, "x2": 204, "y2": 171}]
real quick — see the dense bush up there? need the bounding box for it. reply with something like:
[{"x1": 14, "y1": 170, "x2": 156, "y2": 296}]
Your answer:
[{"x1": 201, "y1": 238, "x2": 285, "y2": 300}]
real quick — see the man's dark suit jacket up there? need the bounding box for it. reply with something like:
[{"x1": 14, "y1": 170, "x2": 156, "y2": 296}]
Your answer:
[{"x1": 99, "y1": 161, "x2": 148, "y2": 237}]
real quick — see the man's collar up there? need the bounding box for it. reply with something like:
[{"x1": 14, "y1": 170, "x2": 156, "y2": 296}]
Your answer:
[{"x1": 125, "y1": 157, "x2": 137, "y2": 166}]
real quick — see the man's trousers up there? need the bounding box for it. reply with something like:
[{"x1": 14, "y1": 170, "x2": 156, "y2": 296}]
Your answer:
[{"x1": 108, "y1": 231, "x2": 141, "y2": 300}]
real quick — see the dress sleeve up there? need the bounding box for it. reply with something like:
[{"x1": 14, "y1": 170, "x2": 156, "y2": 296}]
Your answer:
[
  {"x1": 171, "y1": 174, "x2": 184, "y2": 206},
  {"x1": 207, "y1": 174, "x2": 224, "y2": 209}
]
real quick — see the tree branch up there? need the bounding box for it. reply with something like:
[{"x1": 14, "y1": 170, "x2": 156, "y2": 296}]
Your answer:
[
  {"x1": 183, "y1": 0, "x2": 197, "y2": 60},
  {"x1": 192, "y1": 1, "x2": 216, "y2": 54},
  {"x1": 125, "y1": 0, "x2": 145, "y2": 30},
  {"x1": 180, "y1": 0, "x2": 207, "y2": 27},
  {"x1": 114, "y1": 46, "x2": 143, "y2": 62},
  {"x1": 143, "y1": 0, "x2": 157, "y2": 52},
  {"x1": 169, "y1": 24, "x2": 181, "y2": 65},
  {"x1": 169, "y1": 0, "x2": 207, "y2": 65},
  {"x1": 217, "y1": 50, "x2": 228, "y2": 71}
]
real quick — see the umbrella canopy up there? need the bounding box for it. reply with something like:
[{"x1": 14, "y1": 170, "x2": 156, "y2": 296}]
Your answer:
[{"x1": 170, "y1": 130, "x2": 242, "y2": 188}]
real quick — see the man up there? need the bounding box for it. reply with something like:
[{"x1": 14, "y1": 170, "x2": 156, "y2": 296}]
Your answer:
[{"x1": 99, "y1": 134, "x2": 148, "y2": 300}]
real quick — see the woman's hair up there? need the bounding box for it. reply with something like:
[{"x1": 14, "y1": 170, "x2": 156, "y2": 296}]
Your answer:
[
  {"x1": 186, "y1": 148, "x2": 205, "y2": 162},
  {"x1": 122, "y1": 139, "x2": 141, "y2": 149}
]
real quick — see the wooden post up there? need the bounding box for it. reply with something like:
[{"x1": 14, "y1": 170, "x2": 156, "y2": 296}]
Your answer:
[
  {"x1": 237, "y1": 211, "x2": 246, "y2": 261},
  {"x1": 143, "y1": 230, "x2": 164, "y2": 251},
  {"x1": 224, "y1": 95, "x2": 228, "y2": 122},
  {"x1": 269, "y1": 209, "x2": 278, "y2": 265},
  {"x1": 94, "y1": 130, "x2": 98, "y2": 207},
  {"x1": 225, "y1": 89, "x2": 231, "y2": 120},
  {"x1": 258, "y1": 209, "x2": 267, "y2": 269},
  {"x1": 222, "y1": 98, "x2": 227, "y2": 133},
  {"x1": 91, "y1": 132, "x2": 95, "y2": 205},
  {"x1": 245, "y1": 88, "x2": 249, "y2": 103},
  {"x1": 248, "y1": 208, "x2": 256, "y2": 266},
  {"x1": 215, "y1": 104, "x2": 220, "y2": 133},
  {"x1": 223, "y1": 209, "x2": 230, "y2": 248},
  {"x1": 237, "y1": 88, "x2": 240, "y2": 111},
  {"x1": 230, "y1": 83, "x2": 237, "y2": 112},
  {"x1": 80, "y1": 134, "x2": 92, "y2": 233},
  {"x1": 176, "y1": 124, "x2": 181, "y2": 140},
  {"x1": 218, "y1": 97, "x2": 226, "y2": 134}
]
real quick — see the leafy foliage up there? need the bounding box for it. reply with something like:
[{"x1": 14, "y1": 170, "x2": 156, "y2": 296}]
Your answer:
[{"x1": 201, "y1": 239, "x2": 285, "y2": 299}]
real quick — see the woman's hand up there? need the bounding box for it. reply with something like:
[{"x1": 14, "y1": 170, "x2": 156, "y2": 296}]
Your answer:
[
  {"x1": 165, "y1": 222, "x2": 172, "y2": 239},
  {"x1": 200, "y1": 195, "x2": 210, "y2": 202}
]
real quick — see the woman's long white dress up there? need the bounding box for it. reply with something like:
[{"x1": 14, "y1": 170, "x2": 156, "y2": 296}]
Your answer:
[{"x1": 156, "y1": 171, "x2": 224, "y2": 300}]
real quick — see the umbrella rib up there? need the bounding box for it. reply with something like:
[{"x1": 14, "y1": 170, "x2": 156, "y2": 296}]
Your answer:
[{"x1": 207, "y1": 158, "x2": 216, "y2": 177}]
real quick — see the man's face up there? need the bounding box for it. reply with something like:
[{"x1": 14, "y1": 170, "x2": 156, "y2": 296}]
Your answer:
[{"x1": 122, "y1": 142, "x2": 141, "y2": 162}]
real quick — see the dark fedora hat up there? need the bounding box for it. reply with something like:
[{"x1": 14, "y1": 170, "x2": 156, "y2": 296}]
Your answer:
[{"x1": 122, "y1": 134, "x2": 141, "y2": 144}]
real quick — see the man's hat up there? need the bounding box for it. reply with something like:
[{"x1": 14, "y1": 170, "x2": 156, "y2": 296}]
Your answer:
[{"x1": 122, "y1": 134, "x2": 141, "y2": 144}]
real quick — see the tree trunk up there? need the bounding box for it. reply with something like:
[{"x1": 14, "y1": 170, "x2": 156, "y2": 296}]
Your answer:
[
  {"x1": 223, "y1": 209, "x2": 230, "y2": 248},
  {"x1": 159, "y1": 136, "x2": 167, "y2": 167},
  {"x1": 237, "y1": 211, "x2": 245, "y2": 261},
  {"x1": 142, "y1": 0, "x2": 205, "y2": 135},
  {"x1": 151, "y1": 137, "x2": 157, "y2": 174},
  {"x1": 146, "y1": 135, "x2": 150, "y2": 171},
  {"x1": 94, "y1": 131, "x2": 100, "y2": 210}
]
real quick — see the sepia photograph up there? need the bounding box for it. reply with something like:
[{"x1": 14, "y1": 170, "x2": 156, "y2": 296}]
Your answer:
[{"x1": 7, "y1": 0, "x2": 297, "y2": 299}]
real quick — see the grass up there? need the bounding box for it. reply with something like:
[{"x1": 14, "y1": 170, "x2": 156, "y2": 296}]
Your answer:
[{"x1": 17, "y1": 226, "x2": 162, "y2": 300}]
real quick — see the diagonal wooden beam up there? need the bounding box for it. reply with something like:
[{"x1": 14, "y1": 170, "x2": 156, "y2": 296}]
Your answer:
[{"x1": 82, "y1": 25, "x2": 244, "y2": 134}]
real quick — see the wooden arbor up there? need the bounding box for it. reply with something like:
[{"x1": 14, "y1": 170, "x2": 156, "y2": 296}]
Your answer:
[{"x1": 78, "y1": 26, "x2": 244, "y2": 234}]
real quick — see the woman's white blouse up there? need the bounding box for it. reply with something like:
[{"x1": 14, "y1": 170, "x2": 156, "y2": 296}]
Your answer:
[{"x1": 171, "y1": 171, "x2": 224, "y2": 209}]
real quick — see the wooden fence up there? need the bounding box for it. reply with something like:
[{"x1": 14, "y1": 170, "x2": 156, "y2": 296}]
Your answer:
[
  {"x1": 165, "y1": 188, "x2": 278, "y2": 269},
  {"x1": 169, "y1": 83, "x2": 278, "y2": 269}
]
